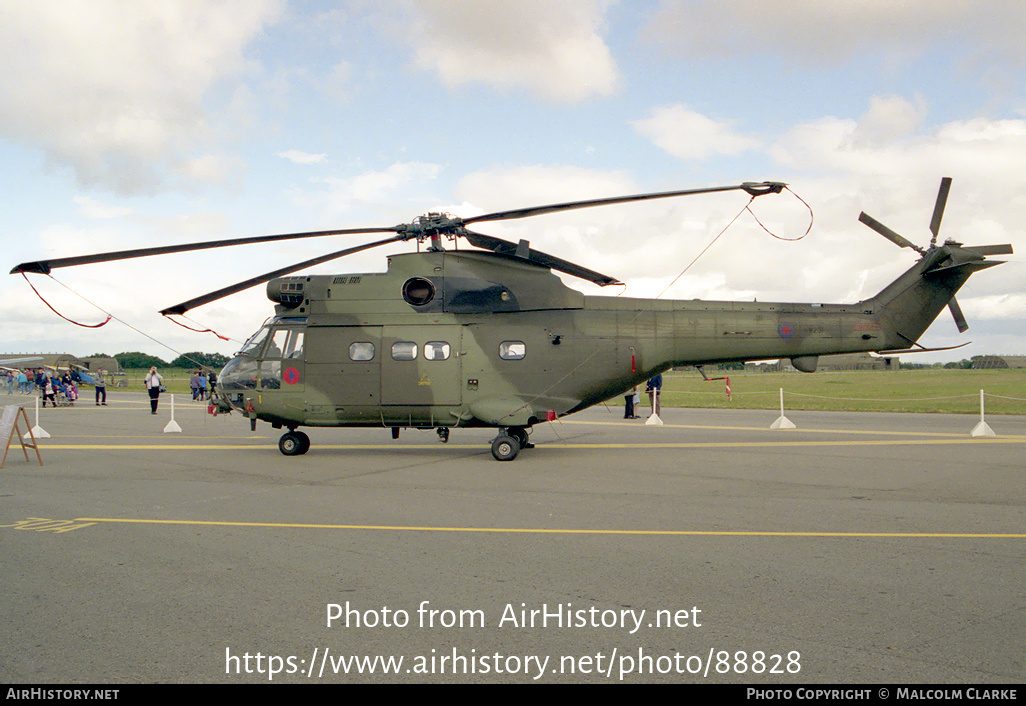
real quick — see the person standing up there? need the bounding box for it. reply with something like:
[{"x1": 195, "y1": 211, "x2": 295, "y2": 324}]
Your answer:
[
  {"x1": 189, "y1": 371, "x2": 200, "y2": 400},
  {"x1": 41, "y1": 373, "x2": 56, "y2": 407},
  {"x1": 646, "y1": 374, "x2": 663, "y2": 416},
  {"x1": 94, "y1": 369, "x2": 107, "y2": 405},
  {"x1": 198, "y1": 371, "x2": 208, "y2": 401},
  {"x1": 144, "y1": 366, "x2": 164, "y2": 414},
  {"x1": 623, "y1": 385, "x2": 637, "y2": 419}
]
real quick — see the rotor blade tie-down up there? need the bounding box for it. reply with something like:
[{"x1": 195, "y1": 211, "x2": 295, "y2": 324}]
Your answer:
[
  {"x1": 164, "y1": 314, "x2": 232, "y2": 342},
  {"x1": 17, "y1": 271, "x2": 111, "y2": 328}
]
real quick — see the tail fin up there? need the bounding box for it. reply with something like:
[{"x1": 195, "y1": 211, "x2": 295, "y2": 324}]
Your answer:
[
  {"x1": 868, "y1": 242, "x2": 1009, "y2": 350},
  {"x1": 857, "y1": 178, "x2": 1011, "y2": 349}
]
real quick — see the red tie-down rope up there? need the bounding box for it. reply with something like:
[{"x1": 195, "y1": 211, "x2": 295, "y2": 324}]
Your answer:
[
  {"x1": 19, "y1": 271, "x2": 111, "y2": 328},
  {"x1": 163, "y1": 314, "x2": 231, "y2": 342}
]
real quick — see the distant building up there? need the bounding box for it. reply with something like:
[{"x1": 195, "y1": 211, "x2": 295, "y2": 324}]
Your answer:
[
  {"x1": 1, "y1": 353, "x2": 121, "y2": 374},
  {"x1": 971, "y1": 355, "x2": 1026, "y2": 369}
]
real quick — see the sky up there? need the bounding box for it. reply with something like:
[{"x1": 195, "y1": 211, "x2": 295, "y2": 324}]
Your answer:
[{"x1": 2, "y1": 0, "x2": 1024, "y2": 364}]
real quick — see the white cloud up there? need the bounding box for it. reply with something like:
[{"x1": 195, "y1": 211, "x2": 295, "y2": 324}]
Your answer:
[
  {"x1": 395, "y1": 0, "x2": 618, "y2": 102},
  {"x1": 632, "y1": 105, "x2": 761, "y2": 160},
  {"x1": 0, "y1": 1, "x2": 284, "y2": 195},
  {"x1": 642, "y1": 0, "x2": 1026, "y2": 65},
  {"x1": 278, "y1": 150, "x2": 328, "y2": 164},
  {"x1": 73, "y1": 196, "x2": 133, "y2": 219}
]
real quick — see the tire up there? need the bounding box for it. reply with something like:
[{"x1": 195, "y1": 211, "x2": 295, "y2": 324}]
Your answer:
[
  {"x1": 295, "y1": 430, "x2": 311, "y2": 455},
  {"x1": 279, "y1": 431, "x2": 305, "y2": 456},
  {"x1": 490, "y1": 435, "x2": 520, "y2": 462}
]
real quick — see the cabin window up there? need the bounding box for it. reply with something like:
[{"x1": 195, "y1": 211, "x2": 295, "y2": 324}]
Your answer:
[
  {"x1": 391, "y1": 341, "x2": 418, "y2": 361},
  {"x1": 498, "y1": 341, "x2": 526, "y2": 360},
  {"x1": 349, "y1": 342, "x2": 375, "y2": 361},
  {"x1": 424, "y1": 341, "x2": 450, "y2": 361}
]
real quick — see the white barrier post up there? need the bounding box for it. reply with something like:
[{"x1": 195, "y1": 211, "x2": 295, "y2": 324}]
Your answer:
[
  {"x1": 770, "y1": 387, "x2": 796, "y2": 429},
  {"x1": 970, "y1": 389, "x2": 995, "y2": 437},
  {"x1": 164, "y1": 394, "x2": 182, "y2": 433},
  {"x1": 645, "y1": 388, "x2": 663, "y2": 426},
  {"x1": 26, "y1": 395, "x2": 50, "y2": 440}
]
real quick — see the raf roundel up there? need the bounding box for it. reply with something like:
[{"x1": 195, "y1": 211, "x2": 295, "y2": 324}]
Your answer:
[{"x1": 778, "y1": 323, "x2": 796, "y2": 339}]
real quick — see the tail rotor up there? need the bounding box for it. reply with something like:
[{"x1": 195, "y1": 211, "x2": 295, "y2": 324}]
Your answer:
[{"x1": 858, "y1": 177, "x2": 1012, "y2": 334}]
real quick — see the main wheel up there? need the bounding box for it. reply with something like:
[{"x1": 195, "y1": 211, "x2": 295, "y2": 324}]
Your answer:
[
  {"x1": 490, "y1": 435, "x2": 520, "y2": 462},
  {"x1": 279, "y1": 431, "x2": 306, "y2": 456},
  {"x1": 294, "y1": 430, "x2": 311, "y2": 455}
]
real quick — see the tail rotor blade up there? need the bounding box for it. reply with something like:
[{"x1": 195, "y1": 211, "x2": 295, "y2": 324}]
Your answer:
[
  {"x1": 948, "y1": 296, "x2": 969, "y2": 333},
  {"x1": 929, "y1": 177, "x2": 952, "y2": 247},
  {"x1": 858, "y1": 212, "x2": 926, "y2": 254}
]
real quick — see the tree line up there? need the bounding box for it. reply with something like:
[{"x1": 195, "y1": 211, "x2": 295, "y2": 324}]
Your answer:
[{"x1": 90, "y1": 351, "x2": 231, "y2": 370}]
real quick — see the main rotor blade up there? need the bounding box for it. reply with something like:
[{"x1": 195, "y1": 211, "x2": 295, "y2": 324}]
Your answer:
[
  {"x1": 159, "y1": 235, "x2": 403, "y2": 316},
  {"x1": 929, "y1": 177, "x2": 952, "y2": 247},
  {"x1": 858, "y1": 212, "x2": 926, "y2": 254},
  {"x1": 463, "y1": 182, "x2": 785, "y2": 227},
  {"x1": 11, "y1": 226, "x2": 399, "y2": 275},
  {"x1": 462, "y1": 230, "x2": 622, "y2": 286},
  {"x1": 948, "y1": 296, "x2": 969, "y2": 333}
]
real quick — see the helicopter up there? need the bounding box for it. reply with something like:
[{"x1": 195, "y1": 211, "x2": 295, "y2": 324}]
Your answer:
[{"x1": 12, "y1": 179, "x2": 1012, "y2": 461}]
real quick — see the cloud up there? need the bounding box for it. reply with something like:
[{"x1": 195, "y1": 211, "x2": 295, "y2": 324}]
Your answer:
[
  {"x1": 0, "y1": 1, "x2": 284, "y2": 195},
  {"x1": 278, "y1": 150, "x2": 328, "y2": 164},
  {"x1": 642, "y1": 0, "x2": 1026, "y2": 65},
  {"x1": 73, "y1": 196, "x2": 133, "y2": 219},
  {"x1": 632, "y1": 105, "x2": 761, "y2": 160},
  {"x1": 395, "y1": 0, "x2": 619, "y2": 102}
]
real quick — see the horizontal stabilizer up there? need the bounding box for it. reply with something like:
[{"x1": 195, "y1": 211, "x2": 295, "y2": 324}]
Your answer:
[{"x1": 964, "y1": 244, "x2": 1014, "y2": 256}]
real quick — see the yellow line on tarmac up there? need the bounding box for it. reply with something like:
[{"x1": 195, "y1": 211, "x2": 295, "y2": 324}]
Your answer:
[
  {"x1": 555, "y1": 419, "x2": 983, "y2": 438},
  {"x1": 40, "y1": 437, "x2": 1026, "y2": 451},
  {"x1": 74, "y1": 516, "x2": 1026, "y2": 539}
]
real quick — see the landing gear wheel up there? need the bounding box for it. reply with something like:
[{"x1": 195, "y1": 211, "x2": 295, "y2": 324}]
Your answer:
[
  {"x1": 279, "y1": 430, "x2": 310, "y2": 456},
  {"x1": 491, "y1": 435, "x2": 520, "y2": 462},
  {"x1": 437, "y1": 427, "x2": 450, "y2": 443}
]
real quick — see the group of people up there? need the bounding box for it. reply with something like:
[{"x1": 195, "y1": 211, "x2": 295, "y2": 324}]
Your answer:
[
  {"x1": 5, "y1": 368, "x2": 90, "y2": 407},
  {"x1": 188, "y1": 370, "x2": 217, "y2": 401},
  {"x1": 4, "y1": 365, "x2": 219, "y2": 415},
  {"x1": 623, "y1": 374, "x2": 662, "y2": 419}
]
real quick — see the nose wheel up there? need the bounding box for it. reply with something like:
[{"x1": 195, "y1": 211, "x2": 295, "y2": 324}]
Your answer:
[{"x1": 279, "y1": 430, "x2": 311, "y2": 456}]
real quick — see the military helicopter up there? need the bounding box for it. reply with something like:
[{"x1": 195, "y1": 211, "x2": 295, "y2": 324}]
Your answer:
[{"x1": 12, "y1": 179, "x2": 1011, "y2": 460}]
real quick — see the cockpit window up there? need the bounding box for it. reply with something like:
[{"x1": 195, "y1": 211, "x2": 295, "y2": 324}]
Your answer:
[{"x1": 239, "y1": 327, "x2": 271, "y2": 356}]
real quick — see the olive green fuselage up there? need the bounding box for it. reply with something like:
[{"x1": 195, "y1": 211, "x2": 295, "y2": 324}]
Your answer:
[{"x1": 216, "y1": 249, "x2": 951, "y2": 430}]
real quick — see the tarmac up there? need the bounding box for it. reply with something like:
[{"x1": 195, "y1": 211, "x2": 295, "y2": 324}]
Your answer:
[{"x1": 2, "y1": 390, "x2": 1024, "y2": 683}]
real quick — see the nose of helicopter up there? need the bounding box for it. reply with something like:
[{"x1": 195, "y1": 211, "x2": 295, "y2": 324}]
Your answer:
[{"x1": 217, "y1": 355, "x2": 258, "y2": 410}]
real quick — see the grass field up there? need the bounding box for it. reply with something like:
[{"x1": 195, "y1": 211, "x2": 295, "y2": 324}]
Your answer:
[
  {"x1": 656, "y1": 368, "x2": 1026, "y2": 414},
  {"x1": 113, "y1": 367, "x2": 1026, "y2": 415}
]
